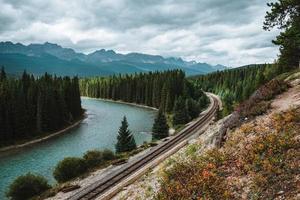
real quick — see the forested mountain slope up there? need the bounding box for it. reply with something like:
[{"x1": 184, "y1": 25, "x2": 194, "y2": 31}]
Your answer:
[
  {"x1": 191, "y1": 63, "x2": 284, "y2": 116},
  {"x1": 0, "y1": 42, "x2": 227, "y2": 77}
]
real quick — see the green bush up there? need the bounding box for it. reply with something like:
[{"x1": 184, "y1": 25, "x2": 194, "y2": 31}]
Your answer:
[
  {"x1": 7, "y1": 173, "x2": 51, "y2": 200},
  {"x1": 102, "y1": 149, "x2": 115, "y2": 160},
  {"x1": 53, "y1": 157, "x2": 87, "y2": 183},
  {"x1": 83, "y1": 150, "x2": 103, "y2": 167}
]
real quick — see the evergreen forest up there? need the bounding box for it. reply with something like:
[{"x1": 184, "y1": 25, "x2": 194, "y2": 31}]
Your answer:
[
  {"x1": 191, "y1": 64, "x2": 284, "y2": 115},
  {"x1": 0, "y1": 68, "x2": 83, "y2": 147},
  {"x1": 80, "y1": 70, "x2": 209, "y2": 125}
]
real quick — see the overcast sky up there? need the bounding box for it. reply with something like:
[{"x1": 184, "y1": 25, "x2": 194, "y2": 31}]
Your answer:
[{"x1": 0, "y1": 0, "x2": 279, "y2": 67}]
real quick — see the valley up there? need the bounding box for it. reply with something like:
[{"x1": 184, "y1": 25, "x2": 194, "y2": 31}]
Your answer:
[{"x1": 0, "y1": 0, "x2": 299, "y2": 199}]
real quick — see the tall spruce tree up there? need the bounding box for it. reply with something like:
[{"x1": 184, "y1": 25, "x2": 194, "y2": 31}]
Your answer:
[
  {"x1": 115, "y1": 116, "x2": 136, "y2": 153},
  {"x1": 0, "y1": 67, "x2": 6, "y2": 81},
  {"x1": 152, "y1": 109, "x2": 169, "y2": 140},
  {"x1": 186, "y1": 98, "x2": 201, "y2": 119},
  {"x1": 173, "y1": 96, "x2": 190, "y2": 125}
]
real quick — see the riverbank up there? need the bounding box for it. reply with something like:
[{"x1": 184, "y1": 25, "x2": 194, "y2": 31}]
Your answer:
[
  {"x1": 81, "y1": 96, "x2": 158, "y2": 111},
  {"x1": 0, "y1": 113, "x2": 87, "y2": 154},
  {"x1": 0, "y1": 97, "x2": 156, "y2": 154}
]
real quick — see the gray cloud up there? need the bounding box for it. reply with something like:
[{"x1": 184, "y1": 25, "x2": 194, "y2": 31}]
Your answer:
[{"x1": 0, "y1": 0, "x2": 279, "y2": 67}]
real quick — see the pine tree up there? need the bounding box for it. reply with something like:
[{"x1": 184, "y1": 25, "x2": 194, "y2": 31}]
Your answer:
[
  {"x1": 263, "y1": 0, "x2": 300, "y2": 69},
  {"x1": 222, "y1": 91, "x2": 234, "y2": 116},
  {"x1": 0, "y1": 67, "x2": 6, "y2": 81},
  {"x1": 115, "y1": 116, "x2": 136, "y2": 153},
  {"x1": 152, "y1": 109, "x2": 169, "y2": 140},
  {"x1": 152, "y1": 79, "x2": 160, "y2": 107},
  {"x1": 186, "y1": 98, "x2": 201, "y2": 119},
  {"x1": 165, "y1": 92, "x2": 172, "y2": 112},
  {"x1": 255, "y1": 69, "x2": 265, "y2": 88},
  {"x1": 14, "y1": 87, "x2": 27, "y2": 138},
  {"x1": 173, "y1": 96, "x2": 190, "y2": 125},
  {"x1": 159, "y1": 84, "x2": 168, "y2": 112},
  {"x1": 36, "y1": 90, "x2": 44, "y2": 133}
]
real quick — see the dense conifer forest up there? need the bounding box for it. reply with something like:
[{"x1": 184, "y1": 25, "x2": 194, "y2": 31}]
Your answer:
[
  {"x1": 0, "y1": 68, "x2": 83, "y2": 147},
  {"x1": 80, "y1": 70, "x2": 209, "y2": 124},
  {"x1": 191, "y1": 64, "x2": 284, "y2": 115}
]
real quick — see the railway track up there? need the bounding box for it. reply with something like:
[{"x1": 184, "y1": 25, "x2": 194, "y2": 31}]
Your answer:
[{"x1": 67, "y1": 94, "x2": 219, "y2": 200}]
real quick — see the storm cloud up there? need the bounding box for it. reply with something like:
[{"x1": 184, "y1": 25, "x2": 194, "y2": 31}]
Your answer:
[{"x1": 0, "y1": 0, "x2": 279, "y2": 67}]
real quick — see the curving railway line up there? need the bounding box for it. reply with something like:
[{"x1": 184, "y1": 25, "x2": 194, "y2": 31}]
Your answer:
[{"x1": 67, "y1": 94, "x2": 219, "y2": 200}]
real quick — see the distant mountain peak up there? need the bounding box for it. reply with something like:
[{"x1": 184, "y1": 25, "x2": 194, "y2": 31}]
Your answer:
[
  {"x1": 92, "y1": 49, "x2": 117, "y2": 55},
  {"x1": 213, "y1": 64, "x2": 229, "y2": 70},
  {"x1": 0, "y1": 41, "x2": 13, "y2": 45},
  {"x1": 43, "y1": 42, "x2": 60, "y2": 47}
]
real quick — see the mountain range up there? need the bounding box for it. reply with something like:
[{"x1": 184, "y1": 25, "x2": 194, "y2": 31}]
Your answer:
[{"x1": 0, "y1": 41, "x2": 227, "y2": 77}]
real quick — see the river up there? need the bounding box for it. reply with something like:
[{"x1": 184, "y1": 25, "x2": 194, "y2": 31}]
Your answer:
[{"x1": 0, "y1": 98, "x2": 156, "y2": 199}]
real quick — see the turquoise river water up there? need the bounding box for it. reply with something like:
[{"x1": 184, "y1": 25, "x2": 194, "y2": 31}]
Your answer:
[{"x1": 0, "y1": 98, "x2": 156, "y2": 199}]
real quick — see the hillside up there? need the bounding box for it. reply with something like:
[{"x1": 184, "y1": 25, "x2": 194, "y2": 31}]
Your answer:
[
  {"x1": 0, "y1": 42, "x2": 227, "y2": 77},
  {"x1": 112, "y1": 71, "x2": 300, "y2": 200}
]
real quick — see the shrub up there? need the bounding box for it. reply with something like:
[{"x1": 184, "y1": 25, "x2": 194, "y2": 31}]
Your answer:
[
  {"x1": 239, "y1": 110, "x2": 299, "y2": 199},
  {"x1": 53, "y1": 157, "x2": 87, "y2": 183},
  {"x1": 157, "y1": 108, "x2": 300, "y2": 199},
  {"x1": 7, "y1": 173, "x2": 51, "y2": 200},
  {"x1": 83, "y1": 150, "x2": 103, "y2": 168},
  {"x1": 102, "y1": 149, "x2": 115, "y2": 161},
  {"x1": 224, "y1": 108, "x2": 300, "y2": 199},
  {"x1": 156, "y1": 149, "x2": 232, "y2": 200}
]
